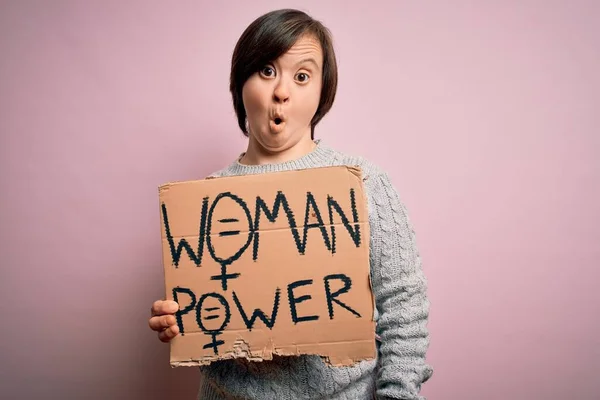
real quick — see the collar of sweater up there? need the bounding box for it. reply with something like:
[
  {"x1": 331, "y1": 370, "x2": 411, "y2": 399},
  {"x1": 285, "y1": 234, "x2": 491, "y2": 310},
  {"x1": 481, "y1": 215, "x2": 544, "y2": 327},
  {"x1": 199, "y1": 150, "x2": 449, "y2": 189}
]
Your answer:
[{"x1": 224, "y1": 139, "x2": 336, "y2": 176}]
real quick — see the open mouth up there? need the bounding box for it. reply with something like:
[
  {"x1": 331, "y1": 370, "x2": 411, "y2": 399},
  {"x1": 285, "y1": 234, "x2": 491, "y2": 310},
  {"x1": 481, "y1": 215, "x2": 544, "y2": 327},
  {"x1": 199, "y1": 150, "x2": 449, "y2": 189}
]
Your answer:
[{"x1": 274, "y1": 117, "x2": 283, "y2": 125}]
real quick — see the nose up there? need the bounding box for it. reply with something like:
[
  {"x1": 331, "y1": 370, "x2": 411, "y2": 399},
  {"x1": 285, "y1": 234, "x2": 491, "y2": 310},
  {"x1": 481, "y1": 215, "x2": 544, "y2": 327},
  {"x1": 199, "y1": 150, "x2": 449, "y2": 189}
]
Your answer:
[{"x1": 272, "y1": 79, "x2": 290, "y2": 104}]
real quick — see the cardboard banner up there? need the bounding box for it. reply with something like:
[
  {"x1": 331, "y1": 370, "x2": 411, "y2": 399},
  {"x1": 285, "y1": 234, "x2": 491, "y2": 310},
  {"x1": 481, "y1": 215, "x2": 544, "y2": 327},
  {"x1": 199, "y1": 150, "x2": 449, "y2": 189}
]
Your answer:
[{"x1": 158, "y1": 166, "x2": 376, "y2": 367}]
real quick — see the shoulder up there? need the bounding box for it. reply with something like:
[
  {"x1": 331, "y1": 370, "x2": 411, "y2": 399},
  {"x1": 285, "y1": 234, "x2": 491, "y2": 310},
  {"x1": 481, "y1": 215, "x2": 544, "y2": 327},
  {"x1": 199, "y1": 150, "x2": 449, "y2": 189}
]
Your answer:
[
  {"x1": 206, "y1": 160, "x2": 239, "y2": 178},
  {"x1": 324, "y1": 144, "x2": 386, "y2": 182},
  {"x1": 324, "y1": 146, "x2": 398, "y2": 201},
  {"x1": 324, "y1": 144, "x2": 407, "y2": 215},
  {"x1": 207, "y1": 167, "x2": 230, "y2": 178}
]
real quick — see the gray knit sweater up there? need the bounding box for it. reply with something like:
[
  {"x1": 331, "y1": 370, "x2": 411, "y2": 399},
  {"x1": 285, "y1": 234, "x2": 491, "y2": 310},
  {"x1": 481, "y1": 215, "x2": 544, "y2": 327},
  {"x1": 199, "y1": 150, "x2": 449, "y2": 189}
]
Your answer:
[{"x1": 197, "y1": 140, "x2": 432, "y2": 399}]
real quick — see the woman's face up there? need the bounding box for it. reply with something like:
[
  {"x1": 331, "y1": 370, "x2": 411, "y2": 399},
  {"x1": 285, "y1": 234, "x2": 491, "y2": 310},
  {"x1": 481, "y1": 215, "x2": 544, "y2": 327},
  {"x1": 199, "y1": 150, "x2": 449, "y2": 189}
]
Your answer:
[{"x1": 242, "y1": 35, "x2": 323, "y2": 153}]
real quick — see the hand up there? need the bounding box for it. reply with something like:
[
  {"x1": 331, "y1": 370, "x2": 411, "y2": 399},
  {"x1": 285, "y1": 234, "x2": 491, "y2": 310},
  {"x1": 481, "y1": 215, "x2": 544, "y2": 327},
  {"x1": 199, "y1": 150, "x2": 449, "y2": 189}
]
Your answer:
[{"x1": 149, "y1": 300, "x2": 180, "y2": 343}]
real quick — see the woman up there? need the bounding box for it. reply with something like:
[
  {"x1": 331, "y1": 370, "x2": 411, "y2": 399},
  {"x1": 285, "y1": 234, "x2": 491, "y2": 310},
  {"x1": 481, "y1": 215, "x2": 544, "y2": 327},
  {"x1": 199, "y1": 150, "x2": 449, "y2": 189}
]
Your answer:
[{"x1": 149, "y1": 9, "x2": 433, "y2": 399}]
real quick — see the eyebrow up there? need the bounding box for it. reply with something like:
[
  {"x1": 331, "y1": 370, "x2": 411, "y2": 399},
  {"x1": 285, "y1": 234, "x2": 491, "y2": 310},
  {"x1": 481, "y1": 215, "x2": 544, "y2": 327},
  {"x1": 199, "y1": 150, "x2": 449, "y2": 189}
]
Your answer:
[{"x1": 295, "y1": 58, "x2": 321, "y2": 71}]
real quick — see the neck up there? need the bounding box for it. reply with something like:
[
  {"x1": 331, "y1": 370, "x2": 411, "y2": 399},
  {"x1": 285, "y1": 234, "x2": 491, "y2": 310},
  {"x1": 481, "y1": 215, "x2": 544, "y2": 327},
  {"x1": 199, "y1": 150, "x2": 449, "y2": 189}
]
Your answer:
[{"x1": 241, "y1": 134, "x2": 316, "y2": 165}]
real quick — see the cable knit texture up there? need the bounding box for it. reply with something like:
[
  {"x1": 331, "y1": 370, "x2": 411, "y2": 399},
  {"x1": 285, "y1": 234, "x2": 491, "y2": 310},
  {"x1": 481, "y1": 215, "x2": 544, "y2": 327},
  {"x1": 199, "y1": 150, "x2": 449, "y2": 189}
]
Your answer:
[{"x1": 196, "y1": 140, "x2": 432, "y2": 400}]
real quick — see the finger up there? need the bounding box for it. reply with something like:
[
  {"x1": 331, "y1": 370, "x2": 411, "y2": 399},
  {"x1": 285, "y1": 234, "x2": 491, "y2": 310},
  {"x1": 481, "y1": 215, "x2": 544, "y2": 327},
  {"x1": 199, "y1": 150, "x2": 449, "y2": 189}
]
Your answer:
[
  {"x1": 148, "y1": 315, "x2": 176, "y2": 332},
  {"x1": 158, "y1": 324, "x2": 180, "y2": 343},
  {"x1": 151, "y1": 300, "x2": 179, "y2": 316}
]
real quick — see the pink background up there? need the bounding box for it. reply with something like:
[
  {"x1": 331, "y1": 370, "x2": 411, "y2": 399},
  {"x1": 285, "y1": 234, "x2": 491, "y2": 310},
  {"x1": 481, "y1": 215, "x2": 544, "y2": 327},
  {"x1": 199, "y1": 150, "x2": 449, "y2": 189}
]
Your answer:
[{"x1": 1, "y1": 1, "x2": 599, "y2": 399}]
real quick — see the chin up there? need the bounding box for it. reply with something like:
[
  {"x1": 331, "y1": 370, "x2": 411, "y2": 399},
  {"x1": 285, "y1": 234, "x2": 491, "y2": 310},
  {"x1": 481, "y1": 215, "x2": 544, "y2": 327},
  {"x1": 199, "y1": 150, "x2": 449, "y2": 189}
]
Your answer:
[
  {"x1": 259, "y1": 138, "x2": 293, "y2": 154},
  {"x1": 256, "y1": 131, "x2": 295, "y2": 151}
]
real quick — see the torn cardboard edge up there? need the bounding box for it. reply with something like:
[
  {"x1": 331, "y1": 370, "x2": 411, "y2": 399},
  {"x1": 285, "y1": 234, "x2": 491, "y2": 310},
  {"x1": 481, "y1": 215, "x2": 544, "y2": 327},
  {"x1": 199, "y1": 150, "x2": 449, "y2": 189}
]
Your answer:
[{"x1": 170, "y1": 337, "x2": 376, "y2": 367}]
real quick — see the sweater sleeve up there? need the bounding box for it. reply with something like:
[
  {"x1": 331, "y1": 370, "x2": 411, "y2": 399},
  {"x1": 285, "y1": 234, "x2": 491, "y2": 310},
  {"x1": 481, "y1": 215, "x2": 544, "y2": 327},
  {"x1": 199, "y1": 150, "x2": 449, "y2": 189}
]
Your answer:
[{"x1": 367, "y1": 172, "x2": 433, "y2": 399}]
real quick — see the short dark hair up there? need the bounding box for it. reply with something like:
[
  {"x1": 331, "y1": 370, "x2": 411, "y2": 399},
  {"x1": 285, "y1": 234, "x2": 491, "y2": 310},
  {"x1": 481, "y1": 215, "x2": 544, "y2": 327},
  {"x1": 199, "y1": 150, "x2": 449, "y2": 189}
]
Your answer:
[{"x1": 229, "y1": 9, "x2": 338, "y2": 139}]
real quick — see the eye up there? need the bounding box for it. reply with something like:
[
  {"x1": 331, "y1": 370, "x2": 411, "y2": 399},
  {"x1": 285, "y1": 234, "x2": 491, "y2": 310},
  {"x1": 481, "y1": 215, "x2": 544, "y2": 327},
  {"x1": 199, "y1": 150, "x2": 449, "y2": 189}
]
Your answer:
[
  {"x1": 260, "y1": 66, "x2": 275, "y2": 78},
  {"x1": 295, "y1": 72, "x2": 310, "y2": 83}
]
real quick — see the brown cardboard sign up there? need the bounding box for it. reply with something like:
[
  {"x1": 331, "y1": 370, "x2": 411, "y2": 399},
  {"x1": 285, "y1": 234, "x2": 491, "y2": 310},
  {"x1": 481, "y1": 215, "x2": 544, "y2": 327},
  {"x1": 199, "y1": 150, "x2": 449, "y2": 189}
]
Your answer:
[{"x1": 158, "y1": 166, "x2": 376, "y2": 367}]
